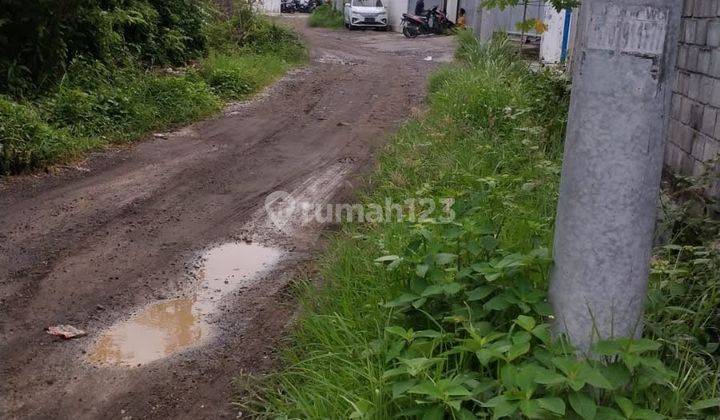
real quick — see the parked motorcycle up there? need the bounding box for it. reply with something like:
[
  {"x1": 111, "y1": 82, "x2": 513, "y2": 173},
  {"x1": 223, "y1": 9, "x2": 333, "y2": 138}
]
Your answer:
[
  {"x1": 401, "y1": 6, "x2": 454, "y2": 38},
  {"x1": 282, "y1": 0, "x2": 321, "y2": 13},
  {"x1": 281, "y1": 0, "x2": 298, "y2": 13}
]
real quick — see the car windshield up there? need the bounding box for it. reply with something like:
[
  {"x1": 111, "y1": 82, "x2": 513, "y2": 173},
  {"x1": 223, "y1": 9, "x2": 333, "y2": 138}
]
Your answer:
[{"x1": 352, "y1": 0, "x2": 383, "y2": 7}]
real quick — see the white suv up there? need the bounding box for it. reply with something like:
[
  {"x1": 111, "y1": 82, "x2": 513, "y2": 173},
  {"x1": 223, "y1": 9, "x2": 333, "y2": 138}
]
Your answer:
[{"x1": 344, "y1": 0, "x2": 389, "y2": 30}]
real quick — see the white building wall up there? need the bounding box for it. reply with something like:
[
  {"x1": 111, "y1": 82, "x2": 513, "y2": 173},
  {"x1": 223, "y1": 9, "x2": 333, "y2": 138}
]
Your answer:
[
  {"x1": 539, "y1": 5, "x2": 567, "y2": 63},
  {"x1": 385, "y1": 0, "x2": 407, "y2": 31},
  {"x1": 257, "y1": 0, "x2": 281, "y2": 14},
  {"x1": 446, "y1": 0, "x2": 457, "y2": 22}
]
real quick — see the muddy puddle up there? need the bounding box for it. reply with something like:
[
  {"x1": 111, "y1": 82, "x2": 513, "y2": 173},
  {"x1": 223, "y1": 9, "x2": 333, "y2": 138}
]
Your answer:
[{"x1": 88, "y1": 242, "x2": 282, "y2": 366}]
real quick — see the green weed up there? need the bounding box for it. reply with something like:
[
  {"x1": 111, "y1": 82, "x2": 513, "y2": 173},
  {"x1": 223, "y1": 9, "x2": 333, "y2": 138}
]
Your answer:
[
  {"x1": 0, "y1": 96, "x2": 85, "y2": 174},
  {"x1": 308, "y1": 4, "x2": 345, "y2": 29},
  {"x1": 0, "y1": 7, "x2": 306, "y2": 175},
  {"x1": 244, "y1": 34, "x2": 719, "y2": 419},
  {"x1": 201, "y1": 53, "x2": 290, "y2": 99}
]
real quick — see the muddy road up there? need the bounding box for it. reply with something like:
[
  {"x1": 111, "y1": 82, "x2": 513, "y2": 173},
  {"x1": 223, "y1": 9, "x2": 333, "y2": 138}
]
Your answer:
[{"x1": 0, "y1": 18, "x2": 454, "y2": 419}]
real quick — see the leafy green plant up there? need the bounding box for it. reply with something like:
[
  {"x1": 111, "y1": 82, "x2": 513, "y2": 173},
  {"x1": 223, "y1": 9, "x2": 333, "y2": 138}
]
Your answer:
[
  {"x1": 369, "y1": 215, "x2": 674, "y2": 419},
  {"x1": 643, "y1": 178, "x2": 720, "y2": 417},
  {"x1": 201, "y1": 52, "x2": 291, "y2": 99},
  {"x1": 308, "y1": 4, "x2": 345, "y2": 29},
  {"x1": 245, "y1": 33, "x2": 719, "y2": 420},
  {"x1": 0, "y1": 0, "x2": 210, "y2": 97},
  {"x1": 0, "y1": 2, "x2": 306, "y2": 174},
  {"x1": 0, "y1": 96, "x2": 83, "y2": 174}
]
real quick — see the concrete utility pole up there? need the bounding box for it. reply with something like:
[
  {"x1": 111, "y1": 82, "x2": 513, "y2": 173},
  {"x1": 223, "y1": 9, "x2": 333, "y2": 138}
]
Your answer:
[{"x1": 549, "y1": 0, "x2": 682, "y2": 352}]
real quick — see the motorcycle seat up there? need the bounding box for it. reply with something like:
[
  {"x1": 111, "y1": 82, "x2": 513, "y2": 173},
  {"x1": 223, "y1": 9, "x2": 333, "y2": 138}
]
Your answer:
[{"x1": 403, "y1": 13, "x2": 427, "y2": 20}]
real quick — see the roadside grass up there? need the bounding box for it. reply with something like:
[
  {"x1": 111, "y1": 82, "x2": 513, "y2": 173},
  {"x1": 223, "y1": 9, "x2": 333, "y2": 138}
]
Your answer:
[
  {"x1": 308, "y1": 4, "x2": 345, "y2": 28},
  {"x1": 241, "y1": 32, "x2": 720, "y2": 419},
  {"x1": 201, "y1": 53, "x2": 291, "y2": 99},
  {"x1": 645, "y1": 179, "x2": 720, "y2": 415},
  {"x1": 0, "y1": 16, "x2": 306, "y2": 175}
]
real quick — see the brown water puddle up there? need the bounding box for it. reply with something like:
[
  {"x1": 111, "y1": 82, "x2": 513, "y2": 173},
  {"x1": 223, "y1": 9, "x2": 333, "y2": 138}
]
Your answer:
[{"x1": 88, "y1": 242, "x2": 282, "y2": 367}]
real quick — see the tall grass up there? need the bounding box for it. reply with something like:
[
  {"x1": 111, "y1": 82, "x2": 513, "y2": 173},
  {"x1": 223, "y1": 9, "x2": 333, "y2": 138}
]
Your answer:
[
  {"x1": 645, "y1": 184, "x2": 720, "y2": 416},
  {"x1": 308, "y1": 4, "x2": 345, "y2": 28},
  {"x1": 242, "y1": 32, "x2": 570, "y2": 417},
  {"x1": 243, "y1": 31, "x2": 719, "y2": 419},
  {"x1": 0, "y1": 13, "x2": 306, "y2": 175}
]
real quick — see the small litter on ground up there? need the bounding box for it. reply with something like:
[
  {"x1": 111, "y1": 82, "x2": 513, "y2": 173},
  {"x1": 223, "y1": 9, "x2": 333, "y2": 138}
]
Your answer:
[{"x1": 47, "y1": 325, "x2": 87, "y2": 339}]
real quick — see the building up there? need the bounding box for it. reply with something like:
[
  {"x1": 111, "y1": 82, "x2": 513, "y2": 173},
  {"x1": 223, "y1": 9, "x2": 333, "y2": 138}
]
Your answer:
[
  {"x1": 257, "y1": 0, "x2": 281, "y2": 14},
  {"x1": 461, "y1": 1, "x2": 718, "y2": 195},
  {"x1": 333, "y1": 0, "x2": 457, "y2": 31},
  {"x1": 539, "y1": 5, "x2": 575, "y2": 64},
  {"x1": 664, "y1": 0, "x2": 720, "y2": 196}
]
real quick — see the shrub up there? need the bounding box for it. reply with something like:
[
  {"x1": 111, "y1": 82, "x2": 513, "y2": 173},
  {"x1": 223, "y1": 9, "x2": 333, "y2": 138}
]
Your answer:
[
  {"x1": 202, "y1": 57, "x2": 257, "y2": 98},
  {"x1": 0, "y1": 0, "x2": 211, "y2": 97},
  {"x1": 206, "y1": 5, "x2": 307, "y2": 63},
  {"x1": 201, "y1": 53, "x2": 289, "y2": 99},
  {"x1": 247, "y1": 34, "x2": 717, "y2": 420},
  {"x1": 0, "y1": 1, "x2": 306, "y2": 174},
  {"x1": 308, "y1": 4, "x2": 345, "y2": 29},
  {"x1": 143, "y1": 74, "x2": 220, "y2": 125},
  {"x1": 0, "y1": 97, "x2": 75, "y2": 174}
]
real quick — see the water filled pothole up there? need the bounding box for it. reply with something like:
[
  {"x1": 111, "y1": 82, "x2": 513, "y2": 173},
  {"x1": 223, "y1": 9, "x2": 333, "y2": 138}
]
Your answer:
[{"x1": 88, "y1": 242, "x2": 282, "y2": 366}]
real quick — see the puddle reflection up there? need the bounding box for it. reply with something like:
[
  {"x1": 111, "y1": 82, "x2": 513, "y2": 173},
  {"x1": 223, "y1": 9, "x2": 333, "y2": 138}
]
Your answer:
[{"x1": 88, "y1": 242, "x2": 282, "y2": 366}]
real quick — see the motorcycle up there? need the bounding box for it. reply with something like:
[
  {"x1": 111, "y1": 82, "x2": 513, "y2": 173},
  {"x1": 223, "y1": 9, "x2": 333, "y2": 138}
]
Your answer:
[
  {"x1": 281, "y1": 0, "x2": 298, "y2": 13},
  {"x1": 282, "y1": 0, "x2": 320, "y2": 13},
  {"x1": 401, "y1": 6, "x2": 454, "y2": 38}
]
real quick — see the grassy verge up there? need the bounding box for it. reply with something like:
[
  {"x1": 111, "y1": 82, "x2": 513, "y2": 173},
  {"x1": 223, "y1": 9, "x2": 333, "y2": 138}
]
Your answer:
[
  {"x1": 308, "y1": 4, "x2": 345, "y2": 28},
  {"x1": 0, "y1": 15, "x2": 306, "y2": 175},
  {"x1": 242, "y1": 32, "x2": 719, "y2": 419}
]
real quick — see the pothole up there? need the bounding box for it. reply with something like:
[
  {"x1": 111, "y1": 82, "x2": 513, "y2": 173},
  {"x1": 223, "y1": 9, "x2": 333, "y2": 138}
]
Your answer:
[
  {"x1": 88, "y1": 242, "x2": 282, "y2": 367},
  {"x1": 88, "y1": 297, "x2": 208, "y2": 367}
]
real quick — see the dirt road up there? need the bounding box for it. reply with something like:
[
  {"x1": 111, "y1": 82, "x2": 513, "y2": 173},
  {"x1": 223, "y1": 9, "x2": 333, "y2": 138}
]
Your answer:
[{"x1": 0, "y1": 18, "x2": 454, "y2": 419}]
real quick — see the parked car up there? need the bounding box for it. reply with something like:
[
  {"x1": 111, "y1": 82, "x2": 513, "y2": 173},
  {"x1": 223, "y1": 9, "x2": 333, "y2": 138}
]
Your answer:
[{"x1": 344, "y1": 0, "x2": 389, "y2": 30}]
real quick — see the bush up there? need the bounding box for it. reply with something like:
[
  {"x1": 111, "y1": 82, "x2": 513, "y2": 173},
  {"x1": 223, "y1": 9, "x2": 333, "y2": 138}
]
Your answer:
[
  {"x1": 143, "y1": 74, "x2": 220, "y2": 125},
  {"x1": 43, "y1": 79, "x2": 152, "y2": 140},
  {"x1": 246, "y1": 34, "x2": 572, "y2": 420},
  {"x1": 203, "y1": 56, "x2": 258, "y2": 98},
  {"x1": 308, "y1": 4, "x2": 345, "y2": 28},
  {"x1": 0, "y1": 97, "x2": 79, "y2": 174},
  {"x1": 244, "y1": 21, "x2": 307, "y2": 62},
  {"x1": 201, "y1": 53, "x2": 290, "y2": 99},
  {"x1": 43, "y1": 71, "x2": 220, "y2": 141},
  {"x1": 0, "y1": 0, "x2": 211, "y2": 97},
  {"x1": 0, "y1": 3, "x2": 306, "y2": 174}
]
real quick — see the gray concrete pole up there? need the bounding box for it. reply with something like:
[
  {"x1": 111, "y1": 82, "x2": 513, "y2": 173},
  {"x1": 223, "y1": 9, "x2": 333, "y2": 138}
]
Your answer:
[{"x1": 549, "y1": 0, "x2": 682, "y2": 352}]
